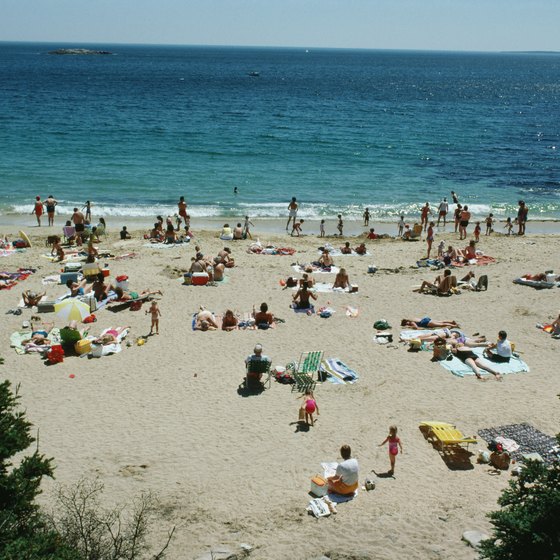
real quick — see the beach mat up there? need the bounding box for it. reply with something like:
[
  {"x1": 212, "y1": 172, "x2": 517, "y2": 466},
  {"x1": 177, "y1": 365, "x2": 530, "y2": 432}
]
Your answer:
[
  {"x1": 292, "y1": 282, "x2": 353, "y2": 294},
  {"x1": 317, "y1": 249, "x2": 370, "y2": 257},
  {"x1": 438, "y1": 347, "x2": 529, "y2": 378},
  {"x1": 399, "y1": 329, "x2": 435, "y2": 341},
  {"x1": 513, "y1": 278, "x2": 559, "y2": 289},
  {"x1": 320, "y1": 358, "x2": 360, "y2": 384},
  {"x1": 478, "y1": 423, "x2": 559, "y2": 466},
  {"x1": 291, "y1": 304, "x2": 315, "y2": 314},
  {"x1": 292, "y1": 265, "x2": 340, "y2": 275}
]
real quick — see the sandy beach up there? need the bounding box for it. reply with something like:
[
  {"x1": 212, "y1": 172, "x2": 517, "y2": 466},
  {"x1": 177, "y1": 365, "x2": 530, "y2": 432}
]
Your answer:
[{"x1": 0, "y1": 222, "x2": 558, "y2": 560}]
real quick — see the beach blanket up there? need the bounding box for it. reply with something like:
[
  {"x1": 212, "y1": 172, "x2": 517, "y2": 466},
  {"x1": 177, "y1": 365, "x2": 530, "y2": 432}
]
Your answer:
[
  {"x1": 478, "y1": 423, "x2": 559, "y2": 466},
  {"x1": 0, "y1": 269, "x2": 34, "y2": 289},
  {"x1": 142, "y1": 242, "x2": 188, "y2": 249},
  {"x1": 399, "y1": 329, "x2": 435, "y2": 341},
  {"x1": 291, "y1": 304, "x2": 315, "y2": 314},
  {"x1": 292, "y1": 282, "x2": 353, "y2": 294},
  {"x1": 248, "y1": 245, "x2": 296, "y2": 255},
  {"x1": 513, "y1": 278, "x2": 559, "y2": 289},
  {"x1": 0, "y1": 248, "x2": 26, "y2": 257},
  {"x1": 320, "y1": 358, "x2": 360, "y2": 385},
  {"x1": 85, "y1": 327, "x2": 129, "y2": 356},
  {"x1": 292, "y1": 265, "x2": 340, "y2": 275},
  {"x1": 452, "y1": 255, "x2": 496, "y2": 267},
  {"x1": 438, "y1": 347, "x2": 529, "y2": 378},
  {"x1": 10, "y1": 328, "x2": 61, "y2": 355},
  {"x1": 317, "y1": 249, "x2": 370, "y2": 257},
  {"x1": 320, "y1": 462, "x2": 358, "y2": 501}
]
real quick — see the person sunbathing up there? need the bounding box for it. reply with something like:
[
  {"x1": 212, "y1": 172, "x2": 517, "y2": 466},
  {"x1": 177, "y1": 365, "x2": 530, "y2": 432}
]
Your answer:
[
  {"x1": 333, "y1": 268, "x2": 350, "y2": 290},
  {"x1": 355, "y1": 242, "x2": 367, "y2": 255},
  {"x1": 414, "y1": 269, "x2": 457, "y2": 295},
  {"x1": 22, "y1": 289, "x2": 46, "y2": 307},
  {"x1": 216, "y1": 247, "x2": 234, "y2": 267},
  {"x1": 522, "y1": 272, "x2": 559, "y2": 282},
  {"x1": 113, "y1": 287, "x2": 162, "y2": 301},
  {"x1": 254, "y1": 302, "x2": 274, "y2": 328},
  {"x1": 92, "y1": 272, "x2": 115, "y2": 302},
  {"x1": 93, "y1": 326, "x2": 129, "y2": 345},
  {"x1": 449, "y1": 339, "x2": 502, "y2": 381},
  {"x1": 0, "y1": 275, "x2": 17, "y2": 289},
  {"x1": 51, "y1": 237, "x2": 65, "y2": 262},
  {"x1": 221, "y1": 309, "x2": 238, "y2": 331},
  {"x1": 340, "y1": 242, "x2": 352, "y2": 254},
  {"x1": 299, "y1": 272, "x2": 315, "y2": 288},
  {"x1": 195, "y1": 307, "x2": 219, "y2": 331},
  {"x1": 318, "y1": 250, "x2": 334, "y2": 268},
  {"x1": 401, "y1": 317, "x2": 459, "y2": 329},
  {"x1": 292, "y1": 281, "x2": 318, "y2": 309},
  {"x1": 164, "y1": 224, "x2": 177, "y2": 244},
  {"x1": 462, "y1": 240, "x2": 477, "y2": 261},
  {"x1": 66, "y1": 278, "x2": 91, "y2": 297}
]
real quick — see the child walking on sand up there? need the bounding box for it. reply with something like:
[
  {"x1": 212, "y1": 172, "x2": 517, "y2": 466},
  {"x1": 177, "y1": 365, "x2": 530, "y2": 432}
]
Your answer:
[
  {"x1": 379, "y1": 425, "x2": 403, "y2": 475},
  {"x1": 397, "y1": 215, "x2": 405, "y2": 237},
  {"x1": 505, "y1": 217, "x2": 513, "y2": 235},
  {"x1": 474, "y1": 221, "x2": 481, "y2": 242},
  {"x1": 337, "y1": 214, "x2": 343, "y2": 236},
  {"x1": 319, "y1": 219, "x2": 325, "y2": 238},
  {"x1": 485, "y1": 213, "x2": 494, "y2": 235},
  {"x1": 146, "y1": 301, "x2": 161, "y2": 335},
  {"x1": 243, "y1": 215, "x2": 254, "y2": 239},
  {"x1": 298, "y1": 390, "x2": 319, "y2": 426}
]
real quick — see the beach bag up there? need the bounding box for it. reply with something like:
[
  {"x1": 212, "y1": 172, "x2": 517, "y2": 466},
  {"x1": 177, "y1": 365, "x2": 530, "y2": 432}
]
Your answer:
[
  {"x1": 490, "y1": 451, "x2": 511, "y2": 470},
  {"x1": 310, "y1": 476, "x2": 328, "y2": 497},
  {"x1": 373, "y1": 320, "x2": 391, "y2": 330},
  {"x1": 286, "y1": 276, "x2": 297, "y2": 287},
  {"x1": 409, "y1": 339, "x2": 422, "y2": 351},
  {"x1": 130, "y1": 300, "x2": 143, "y2": 311}
]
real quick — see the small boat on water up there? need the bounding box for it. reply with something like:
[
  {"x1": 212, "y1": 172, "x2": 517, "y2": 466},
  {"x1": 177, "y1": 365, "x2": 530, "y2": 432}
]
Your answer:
[{"x1": 248, "y1": 71, "x2": 260, "y2": 77}]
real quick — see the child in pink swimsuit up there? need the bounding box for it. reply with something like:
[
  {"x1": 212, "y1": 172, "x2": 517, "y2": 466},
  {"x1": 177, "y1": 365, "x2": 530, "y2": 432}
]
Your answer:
[
  {"x1": 379, "y1": 425, "x2": 403, "y2": 475},
  {"x1": 298, "y1": 390, "x2": 320, "y2": 426}
]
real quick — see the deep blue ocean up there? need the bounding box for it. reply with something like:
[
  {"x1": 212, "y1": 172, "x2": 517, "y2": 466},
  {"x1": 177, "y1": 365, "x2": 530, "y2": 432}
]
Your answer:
[{"x1": 1, "y1": 42, "x2": 559, "y2": 223}]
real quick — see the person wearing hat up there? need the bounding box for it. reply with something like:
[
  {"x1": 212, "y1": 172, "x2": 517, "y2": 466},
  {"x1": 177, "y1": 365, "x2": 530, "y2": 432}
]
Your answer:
[{"x1": 245, "y1": 344, "x2": 271, "y2": 384}]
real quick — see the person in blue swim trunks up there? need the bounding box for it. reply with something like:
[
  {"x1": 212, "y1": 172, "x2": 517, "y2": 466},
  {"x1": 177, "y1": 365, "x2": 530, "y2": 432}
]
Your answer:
[{"x1": 401, "y1": 317, "x2": 459, "y2": 329}]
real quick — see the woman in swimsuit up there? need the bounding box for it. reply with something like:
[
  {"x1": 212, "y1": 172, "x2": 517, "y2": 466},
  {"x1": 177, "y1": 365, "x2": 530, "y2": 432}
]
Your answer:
[
  {"x1": 333, "y1": 268, "x2": 350, "y2": 290},
  {"x1": 31, "y1": 196, "x2": 44, "y2": 226},
  {"x1": 450, "y1": 341, "x2": 502, "y2": 381},
  {"x1": 401, "y1": 317, "x2": 459, "y2": 329},
  {"x1": 293, "y1": 281, "x2": 318, "y2": 310},
  {"x1": 45, "y1": 195, "x2": 57, "y2": 226},
  {"x1": 459, "y1": 205, "x2": 471, "y2": 240}
]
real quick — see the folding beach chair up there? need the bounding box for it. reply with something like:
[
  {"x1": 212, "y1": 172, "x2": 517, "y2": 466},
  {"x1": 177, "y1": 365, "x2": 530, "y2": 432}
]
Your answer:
[
  {"x1": 245, "y1": 357, "x2": 272, "y2": 390},
  {"x1": 62, "y1": 225, "x2": 76, "y2": 244},
  {"x1": 291, "y1": 350, "x2": 323, "y2": 392},
  {"x1": 419, "y1": 421, "x2": 477, "y2": 454}
]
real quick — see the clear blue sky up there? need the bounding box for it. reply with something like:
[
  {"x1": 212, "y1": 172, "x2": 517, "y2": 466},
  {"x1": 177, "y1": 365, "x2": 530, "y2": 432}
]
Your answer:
[{"x1": 2, "y1": 0, "x2": 559, "y2": 52}]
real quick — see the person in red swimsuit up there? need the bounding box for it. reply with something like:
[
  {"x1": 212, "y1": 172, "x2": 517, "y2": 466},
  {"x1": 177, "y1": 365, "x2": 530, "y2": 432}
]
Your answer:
[{"x1": 31, "y1": 196, "x2": 44, "y2": 226}]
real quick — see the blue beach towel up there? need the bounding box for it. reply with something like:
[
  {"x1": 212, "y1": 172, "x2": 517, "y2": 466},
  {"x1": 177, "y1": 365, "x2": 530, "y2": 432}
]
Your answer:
[
  {"x1": 291, "y1": 304, "x2": 315, "y2": 314},
  {"x1": 321, "y1": 358, "x2": 360, "y2": 384},
  {"x1": 439, "y1": 347, "x2": 529, "y2": 378}
]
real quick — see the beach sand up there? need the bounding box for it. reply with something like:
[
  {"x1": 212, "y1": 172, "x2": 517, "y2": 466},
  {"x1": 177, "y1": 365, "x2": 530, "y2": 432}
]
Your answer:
[{"x1": 0, "y1": 223, "x2": 558, "y2": 559}]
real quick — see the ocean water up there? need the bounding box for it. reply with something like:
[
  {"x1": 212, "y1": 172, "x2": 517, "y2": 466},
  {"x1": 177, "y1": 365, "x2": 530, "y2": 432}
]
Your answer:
[{"x1": 0, "y1": 42, "x2": 559, "y2": 224}]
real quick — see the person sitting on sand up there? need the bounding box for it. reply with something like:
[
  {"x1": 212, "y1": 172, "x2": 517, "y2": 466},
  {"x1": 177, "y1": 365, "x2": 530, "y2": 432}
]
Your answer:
[
  {"x1": 414, "y1": 269, "x2": 457, "y2": 295},
  {"x1": 401, "y1": 317, "x2": 459, "y2": 329},
  {"x1": 461, "y1": 240, "x2": 477, "y2": 261},
  {"x1": 195, "y1": 307, "x2": 220, "y2": 331},
  {"x1": 212, "y1": 257, "x2": 226, "y2": 281},
  {"x1": 254, "y1": 302, "x2": 274, "y2": 328},
  {"x1": 93, "y1": 326, "x2": 129, "y2": 346},
  {"x1": 449, "y1": 339, "x2": 502, "y2": 381},
  {"x1": 333, "y1": 268, "x2": 350, "y2": 290},
  {"x1": 355, "y1": 242, "x2": 367, "y2": 255},
  {"x1": 22, "y1": 289, "x2": 46, "y2": 307},
  {"x1": 318, "y1": 249, "x2": 334, "y2": 268},
  {"x1": 120, "y1": 226, "x2": 131, "y2": 240},
  {"x1": 216, "y1": 247, "x2": 234, "y2": 268},
  {"x1": 340, "y1": 241, "x2": 352, "y2": 254},
  {"x1": 59, "y1": 320, "x2": 84, "y2": 350},
  {"x1": 165, "y1": 223, "x2": 177, "y2": 244},
  {"x1": 327, "y1": 444, "x2": 359, "y2": 496},
  {"x1": 233, "y1": 223, "x2": 244, "y2": 240},
  {"x1": 189, "y1": 253, "x2": 208, "y2": 274},
  {"x1": 92, "y1": 272, "x2": 115, "y2": 302},
  {"x1": 483, "y1": 330, "x2": 512, "y2": 363},
  {"x1": 292, "y1": 281, "x2": 318, "y2": 310},
  {"x1": 299, "y1": 272, "x2": 315, "y2": 288},
  {"x1": 50, "y1": 236, "x2": 65, "y2": 262},
  {"x1": 222, "y1": 309, "x2": 238, "y2": 331},
  {"x1": 149, "y1": 223, "x2": 164, "y2": 242},
  {"x1": 220, "y1": 224, "x2": 234, "y2": 241}
]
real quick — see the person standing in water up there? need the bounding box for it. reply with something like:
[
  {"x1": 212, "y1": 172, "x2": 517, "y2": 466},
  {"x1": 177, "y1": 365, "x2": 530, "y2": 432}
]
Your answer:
[
  {"x1": 44, "y1": 195, "x2": 58, "y2": 226},
  {"x1": 286, "y1": 197, "x2": 298, "y2": 231}
]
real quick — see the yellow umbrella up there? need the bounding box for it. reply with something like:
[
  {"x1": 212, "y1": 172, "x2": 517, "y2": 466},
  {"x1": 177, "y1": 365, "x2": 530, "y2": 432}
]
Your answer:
[{"x1": 54, "y1": 298, "x2": 91, "y2": 323}]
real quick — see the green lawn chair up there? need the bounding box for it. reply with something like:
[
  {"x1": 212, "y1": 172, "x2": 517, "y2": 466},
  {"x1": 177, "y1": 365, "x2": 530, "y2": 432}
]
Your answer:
[
  {"x1": 291, "y1": 351, "x2": 323, "y2": 392},
  {"x1": 245, "y1": 357, "x2": 272, "y2": 390}
]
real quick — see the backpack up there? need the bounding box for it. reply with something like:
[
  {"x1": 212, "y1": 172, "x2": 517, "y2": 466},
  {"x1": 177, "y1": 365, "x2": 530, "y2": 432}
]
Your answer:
[{"x1": 373, "y1": 320, "x2": 391, "y2": 330}]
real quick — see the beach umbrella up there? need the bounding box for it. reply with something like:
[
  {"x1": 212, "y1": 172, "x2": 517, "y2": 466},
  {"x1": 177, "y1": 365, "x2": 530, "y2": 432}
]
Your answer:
[{"x1": 54, "y1": 298, "x2": 91, "y2": 323}]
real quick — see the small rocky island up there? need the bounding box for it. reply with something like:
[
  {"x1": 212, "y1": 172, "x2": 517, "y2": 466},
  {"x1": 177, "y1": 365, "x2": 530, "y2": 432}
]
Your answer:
[{"x1": 48, "y1": 48, "x2": 112, "y2": 55}]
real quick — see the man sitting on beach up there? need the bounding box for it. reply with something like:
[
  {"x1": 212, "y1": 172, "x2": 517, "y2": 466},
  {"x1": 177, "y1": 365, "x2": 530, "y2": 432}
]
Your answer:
[
  {"x1": 483, "y1": 331, "x2": 512, "y2": 363},
  {"x1": 340, "y1": 241, "x2": 352, "y2": 254},
  {"x1": 414, "y1": 269, "x2": 457, "y2": 295},
  {"x1": 327, "y1": 444, "x2": 359, "y2": 496},
  {"x1": 245, "y1": 343, "x2": 271, "y2": 385}
]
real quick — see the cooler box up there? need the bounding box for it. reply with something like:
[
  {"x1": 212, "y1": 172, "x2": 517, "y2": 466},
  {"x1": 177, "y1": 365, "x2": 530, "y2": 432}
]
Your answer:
[
  {"x1": 60, "y1": 272, "x2": 79, "y2": 285},
  {"x1": 102, "y1": 268, "x2": 110, "y2": 278},
  {"x1": 74, "y1": 339, "x2": 92, "y2": 355},
  {"x1": 191, "y1": 272, "x2": 209, "y2": 286},
  {"x1": 64, "y1": 262, "x2": 82, "y2": 273},
  {"x1": 37, "y1": 300, "x2": 56, "y2": 313}
]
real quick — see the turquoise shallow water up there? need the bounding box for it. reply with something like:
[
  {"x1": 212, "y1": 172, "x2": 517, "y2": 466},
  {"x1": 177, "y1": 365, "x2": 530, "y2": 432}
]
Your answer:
[{"x1": 0, "y1": 43, "x2": 559, "y2": 223}]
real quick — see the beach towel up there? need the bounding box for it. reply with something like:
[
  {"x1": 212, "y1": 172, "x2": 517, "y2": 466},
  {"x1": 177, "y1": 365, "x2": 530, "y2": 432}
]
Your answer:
[
  {"x1": 513, "y1": 278, "x2": 559, "y2": 289},
  {"x1": 86, "y1": 327, "x2": 129, "y2": 356},
  {"x1": 292, "y1": 264, "x2": 340, "y2": 275},
  {"x1": 291, "y1": 304, "x2": 315, "y2": 314},
  {"x1": 438, "y1": 347, "x2": 529, "y2": 378},
  {"x1": 292, "y1": 282, "x2": 352, "y2": 293},
  {"x1": 320, "y1": 358, "x2": 360, "y2": 384},
  {"x1": 248, "y1": 245, "x2": 296, "y2": 255},
  {"x1": 399, "y1": 329, "x2": 435, "y2": 341},
  {"x1": 10, "y1": 328, "x2": 61, "y2": 355},
  {"x1": 478, "y1": 423, "x2": 559, "y2": 466},
  {"x1": 452, "y1": 255, "x2": 496, "y2": 267},
  {"x1": 0, "y1": 248, "x2": 26, "y2": 257},
  {"x1": 142, "y1": 242, "x2": 188, "y2": 249},
  {"x1": 0, "y1": 269, "x2": 34, "y2": 289}
]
